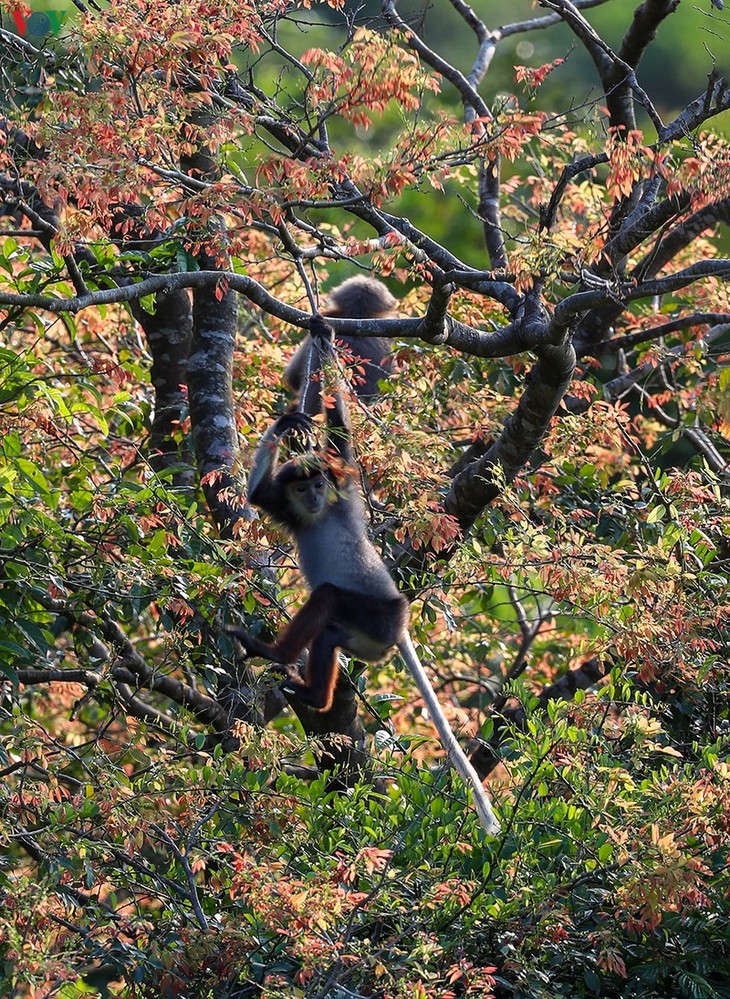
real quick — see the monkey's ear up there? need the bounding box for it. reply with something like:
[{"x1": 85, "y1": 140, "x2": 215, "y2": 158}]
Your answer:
[{"x1": 309, "y1": 314, "x2": 334, "y2": 341}]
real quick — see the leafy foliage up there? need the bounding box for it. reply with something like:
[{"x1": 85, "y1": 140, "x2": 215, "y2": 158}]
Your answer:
[{"x1": 0, "y1": 0, "x2": 729, "y2": 997}]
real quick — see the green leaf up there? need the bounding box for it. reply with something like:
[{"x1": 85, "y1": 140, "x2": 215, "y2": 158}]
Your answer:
[
  {"x1": 646, "y1": 505, "x2": 665, "y2": 524},
  {"x1": 584, "y1": 969, "x2": 601, "y2": 994}
]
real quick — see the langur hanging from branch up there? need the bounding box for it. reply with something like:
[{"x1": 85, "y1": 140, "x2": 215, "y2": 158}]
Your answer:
[{"x1": 233, "y1": 315, "x2": 500, "y2": 836}]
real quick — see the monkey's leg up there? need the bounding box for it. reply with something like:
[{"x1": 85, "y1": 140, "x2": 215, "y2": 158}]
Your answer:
[
  {"x1": 237, "y1": 584, "x2": 341, "y2": 665},
  {"x1": 230, "y1": 629, "x2": 282, "y2": 662},
  {"x1": 282, "y1": 623, "x2": 350, "y2": 711}
]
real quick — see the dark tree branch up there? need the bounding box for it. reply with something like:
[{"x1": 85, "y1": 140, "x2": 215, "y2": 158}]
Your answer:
[
  {"x1": 382, "y1": 0, "x2": 491, "y2": 120},
  {"x1": 286, "y1": 674, "x2": 380, "y2": 791},
  {"x1": 0, "y1": 25, "x2": 41, "y2": 58},
  {"x1": 449, "y1": 0, "x2": 497, "y2": 84},
  {"x1": 538, "y1": 0, "x2": 664, "y2": 134},
  {"x1": 376, "y1": 211, "x2": 520, "y2": 310},
  {"x1": 633, "y1": 197, "x2": 730, "y2": 279},
  {"x1": 478, "y1": 158, "x2": 508, "y2": 271},
  {"x1": 608, "y1": 0, "x2": 679, "y2": 133},
  {"x1": 17, "y1": 668, "x2": 103, "y2": 686},
  {"x1": 0, "y1": 175, "x2": 96, "y2": 292},
  {"x1": 134, "y1": 290, "x2": 195, "y2": 486},
  {"x1": 445, "y1": 332, "x2": 576, "y2": 532},
  {"x1": 540, "y1": 153, "x2": 609, "y2": 233},
  {"x1": 0, "y1": 268, "x2": 316, "y2": 317},
  {"x1": 383, "y1": 0, "x2": 507, "y2": 268},
  {"x1": 15, "y1": 589, "x2": 227, "y2": 737},
  {"x1": 629, "y1": 258, "x2": 730, "y2": 297},
  {"x1": 618, "y1": 0, "x2": 679, "y2": 68},
  {"x1": 186, "y1": 265, "x2": 244, "y2": 540},
  {"x1": 498, "y1": 0, "x2": 611, "y2": 37},
  {"x1": 681, "y1": 427, "x2": 729, "y2": 477},
  {"x1": 0, "y1": 270, "x2": 545, "y2": 357},
  {"x1": 661, "y1": 69, "x2": 730, "y2": 141},
  {"x1": 149, "y1": 822, "x2": 209, "y2": 931},
  {"x1": 573, "y1": 258, "x2": 730, "y2": 355},
  {"x1": 587, "y1": 313, "x2": 730, "y2": 355},
  {"x1": 71, "y1": 609, "x2": 227, "y2": 731},
  {"x1": 603, "y1": 321, "x2": 730, "y2": 401},
  {"x1": 181, "y1": 122, "x2": 244, "y2": 540},
  {"x1": 418, "y1": 281, "x2": 456, "y2": 344},
  {"x1": 602, "y1": 192, "x2": 691, "y2": 264},
  {"x1": 112, "y1": 673, "x2": 187, "y2": 737},
  {"x1": 447, "y1": 437, "x2": 491, "y2": 479},
  {"x1": 448, "y1": 3, "x2": 507, "y2": 271},
  {"x1": 110, "y1": 208, "x2": 196, "y2": 486}
]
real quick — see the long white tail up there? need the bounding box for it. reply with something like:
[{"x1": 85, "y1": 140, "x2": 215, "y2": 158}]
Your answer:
[{"x1": 398, "y1": 633, "x2": 500, "y2": 837}]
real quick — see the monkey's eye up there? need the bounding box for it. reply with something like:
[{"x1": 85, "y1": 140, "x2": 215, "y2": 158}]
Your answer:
[
  {"x1": 294, "y1": 483, "x2": 309, "y2": 495},
  {"x1": 313, "y1": 478, "x2": 325, "y2": 490}
]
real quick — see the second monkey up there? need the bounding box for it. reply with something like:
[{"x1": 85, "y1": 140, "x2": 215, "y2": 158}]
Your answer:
[{"x1": 285, "y1": 275, "x2": 397, "y2": 407}]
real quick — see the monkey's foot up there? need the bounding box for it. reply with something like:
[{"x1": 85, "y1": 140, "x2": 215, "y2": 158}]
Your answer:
[
  {"x1": 279, "y1": 676, "x2": 329, "y2": 711},
  {"x1": 229, "y1": 629, "x2": 272, "y2": 660},
  {"x1": 226, "y1": 627, "x2": 252, "y2": 657}
]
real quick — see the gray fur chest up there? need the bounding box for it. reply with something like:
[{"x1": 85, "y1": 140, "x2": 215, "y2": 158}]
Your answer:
[{"x1": 296, "y1": 501, "x2": 398, "y2": 598}]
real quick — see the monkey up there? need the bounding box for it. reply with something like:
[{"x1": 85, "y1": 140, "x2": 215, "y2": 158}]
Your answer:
[
  {"x1": 240, "y1": 331, "x2": 408, "y2": 711},
  {"x1": 284, "y1": 276, "x2": 397, "y2": 407},
  {"x1": 233, "y1": 316, "x2": 500, "y2": 836}
]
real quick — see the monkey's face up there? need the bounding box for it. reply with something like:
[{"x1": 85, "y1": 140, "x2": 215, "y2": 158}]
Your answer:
[{"x1": 286, "y1": 473, "x2": 329, "y2": 521}]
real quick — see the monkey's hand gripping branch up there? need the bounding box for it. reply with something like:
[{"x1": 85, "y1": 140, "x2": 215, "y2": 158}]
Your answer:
[{"x1": 398, "y1": 633, "x2": 501, "y2": 837}]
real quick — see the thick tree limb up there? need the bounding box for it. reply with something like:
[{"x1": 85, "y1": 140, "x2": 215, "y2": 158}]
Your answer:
[
  {"x1": 186, "y1": 267, "x2": 244, "y2": 539},
  {"x1": 538, "y1": 0, "x2": 664, "y2": 134},
  {"x1": 602, "y1": 192, "x2": 691, "y2": 264},
  {"x1": 83, "y1": 611, "x2": 227, "y2": 730},
  {"x1": 0, "y1": 271, "x2": 543, "y2": 357},
  {"x1": 630, "y1": 259, "x2": 730, "y2": 297},
  {"x1": 618, "y1": 0, "x2": 679, "y2": 70},
  {"x1": 607, "y1": 0, "x2": 679, "y2": 133},
  {"x1": 112, "y1": 673, "x2": 187, "y2": 737},
  {"x1": 16, "y1": 668, "x2": 103, "y2": 686},
  {"x1": 286, "y1": 675, "x2": 378, "y2": 791},
  {"x1": 445, "y1": 339, "x2": 576, "y2": 533},
  {"x1": 111, "y1": 208, "x2": 196, "y2": 485},
  {"x1": 137, "y1": 291, "x2": 194, "y2": 485},
  {"x1": 573, "y1": 258, "x2": 730, "y2": 355},
  {"x1": 447, "y1": 2, "x2": 507, "y2": 271},
  {"x1": 660, "y1": 69, "x2": 730, "y2": 141},
  {"x1": 182, "y1": 126, "x2": 245, "y2": 540},
  {"x1": 540, "y1": 153, "x2": 609, "y2": 233},
  {"x1": 382, "y1": 0, "x2": 490, "y2": 120}
]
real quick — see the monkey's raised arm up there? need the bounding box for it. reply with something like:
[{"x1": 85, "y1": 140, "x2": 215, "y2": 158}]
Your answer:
[
  {"x1": 306, "y1": 315, "x2": 354, "y2": 466},
  {"x1": 248, "y1": 412, "x2": 313, "y2": 517},
  {"x1": 247, "y1": 422, "x2": 280, "y2": 508}
]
